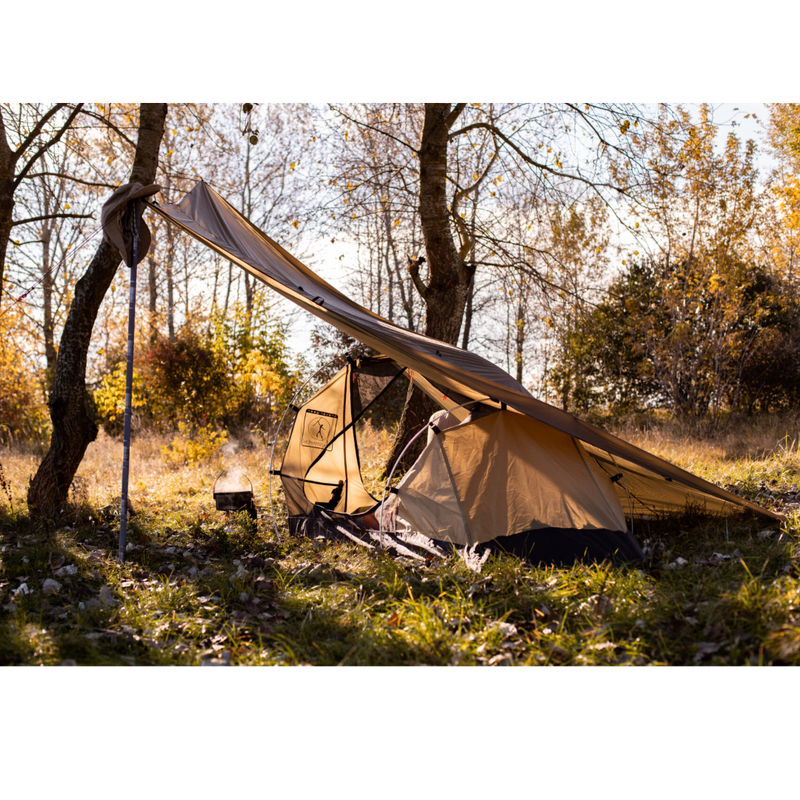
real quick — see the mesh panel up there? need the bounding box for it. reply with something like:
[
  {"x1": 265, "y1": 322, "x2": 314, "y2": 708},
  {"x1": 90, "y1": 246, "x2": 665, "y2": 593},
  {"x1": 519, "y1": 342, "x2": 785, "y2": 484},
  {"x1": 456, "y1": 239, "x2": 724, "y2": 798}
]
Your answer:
[{"x1": 350, "y1": 356, "x2": 405, "y2": 419}]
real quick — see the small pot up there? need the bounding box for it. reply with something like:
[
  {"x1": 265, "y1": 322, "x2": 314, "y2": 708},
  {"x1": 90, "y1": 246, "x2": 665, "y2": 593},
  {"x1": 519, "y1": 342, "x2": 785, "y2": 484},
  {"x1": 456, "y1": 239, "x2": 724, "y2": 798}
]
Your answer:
[{"x1": 213, "y1": 474, "x2": 257, "y2": 520}]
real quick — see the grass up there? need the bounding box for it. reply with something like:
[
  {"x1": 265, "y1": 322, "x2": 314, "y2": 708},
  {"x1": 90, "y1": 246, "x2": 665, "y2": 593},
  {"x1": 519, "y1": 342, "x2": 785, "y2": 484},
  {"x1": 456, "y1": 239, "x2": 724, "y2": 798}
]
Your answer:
[{"x1": 2, "y1": 414, "x2": 800, "y2": 666}]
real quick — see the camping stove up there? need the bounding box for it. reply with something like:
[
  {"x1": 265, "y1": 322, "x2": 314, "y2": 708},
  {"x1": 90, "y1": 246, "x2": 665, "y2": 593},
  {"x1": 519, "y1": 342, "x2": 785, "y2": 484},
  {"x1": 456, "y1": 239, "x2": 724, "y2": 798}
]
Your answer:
[{"x1": 213, "y1": 473, "x2": 257, "y2": 521}]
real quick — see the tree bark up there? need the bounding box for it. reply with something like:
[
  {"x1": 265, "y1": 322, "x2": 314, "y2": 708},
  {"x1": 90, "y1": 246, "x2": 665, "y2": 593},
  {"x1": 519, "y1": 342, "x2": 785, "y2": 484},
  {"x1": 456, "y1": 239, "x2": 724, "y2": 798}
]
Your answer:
[
  {"x1": 384, "y1": 103, "x2": 476, "y2": 473},
  {"x1": 147, "y1": 254, "x2": 158, "y2": 345},
  {"x1": 0, "y1": 113, "x2": 16, "y2": 301},
  {"x1": 27, "y1": 103, "x2": 167, "y2": 519}
]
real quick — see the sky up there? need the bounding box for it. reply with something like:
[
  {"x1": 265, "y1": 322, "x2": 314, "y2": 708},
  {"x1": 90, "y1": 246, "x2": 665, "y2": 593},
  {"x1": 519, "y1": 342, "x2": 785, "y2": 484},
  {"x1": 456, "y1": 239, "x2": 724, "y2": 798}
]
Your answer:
[{"x1": 707, "y1": 102, "x2": 773, "y2": 168}]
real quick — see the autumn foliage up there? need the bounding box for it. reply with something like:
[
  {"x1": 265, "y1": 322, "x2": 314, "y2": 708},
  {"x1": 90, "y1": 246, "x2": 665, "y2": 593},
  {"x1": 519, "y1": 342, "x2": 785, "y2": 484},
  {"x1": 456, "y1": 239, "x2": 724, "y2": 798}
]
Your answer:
[
  {"x1": 93, "y1": 301, "x2": 295, "y2": 436},
  {"x1": 5, "y1": 102, "x2": 800, "y2": 455},
  {"x1": 0, "y1": 303, "x2": 49, "y2": 444}
]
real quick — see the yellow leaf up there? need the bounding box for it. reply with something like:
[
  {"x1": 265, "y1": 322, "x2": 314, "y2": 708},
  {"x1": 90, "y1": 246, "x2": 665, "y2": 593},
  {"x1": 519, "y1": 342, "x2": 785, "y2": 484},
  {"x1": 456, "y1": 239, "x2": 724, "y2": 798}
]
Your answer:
[
  {"x1": 635, "y1": 222, "x2": 639, "y2": 228},
  {"x1": 172, "y1": 129, "x2": 177, "y2": 135},
  {"x1": 107, "y1": 156, "x2": 114, "y2": 165},
  {"x1": 474, "y1": 173, "x2": 479, "y2": 180},
  {"x1": 290, "y1": 162, "x2": 296, "y2": 170},
  {"x1": 65, "y1": 204, "x2": 70, "y2": 210},
  {"x1": 292, "y1": 220, "x2": 299, "y2": 229},
  {"x1": 393, "y1": 220, "x2": 400, "y2": 227},
  {"x1": 167, "y1": 149, "x2": 174, "y2": 156}
]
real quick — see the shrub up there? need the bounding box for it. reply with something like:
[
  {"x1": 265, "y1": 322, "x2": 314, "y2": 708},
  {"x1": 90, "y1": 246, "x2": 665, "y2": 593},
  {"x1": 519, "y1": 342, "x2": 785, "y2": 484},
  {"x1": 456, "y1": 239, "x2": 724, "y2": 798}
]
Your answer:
[
  {"x1": 93, "y1": 299, "x2": 297, "y2": 435},
  {"x1": 0, "y1": 303, "x2": 49, "y2": 444},
  {"x1": 161, "y1": 421, "x2": 228, "y2": 468}
]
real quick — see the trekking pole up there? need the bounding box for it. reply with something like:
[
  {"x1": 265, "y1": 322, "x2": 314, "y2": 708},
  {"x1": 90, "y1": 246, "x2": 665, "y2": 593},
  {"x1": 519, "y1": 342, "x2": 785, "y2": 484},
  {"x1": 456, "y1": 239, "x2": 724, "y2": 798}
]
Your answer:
[{"x1": 119, "y1": 199, "x2": 141, "y2": 562}]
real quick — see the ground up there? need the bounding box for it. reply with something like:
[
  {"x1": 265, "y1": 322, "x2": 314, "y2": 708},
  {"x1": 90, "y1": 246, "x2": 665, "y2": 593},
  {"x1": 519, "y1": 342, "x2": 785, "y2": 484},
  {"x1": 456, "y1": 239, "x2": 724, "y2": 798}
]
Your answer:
[{"x1": 1, "y1": 416, "x2": 800, "y2": 666}]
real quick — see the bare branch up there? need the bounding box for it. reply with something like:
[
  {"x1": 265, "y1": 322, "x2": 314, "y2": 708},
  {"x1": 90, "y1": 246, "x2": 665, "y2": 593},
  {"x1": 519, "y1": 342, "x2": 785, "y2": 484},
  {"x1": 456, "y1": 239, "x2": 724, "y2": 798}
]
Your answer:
[
  {"x1": 15, "y1": 104, "x2": 67, "y2": 155},
  {"x1": 12, "y1": 212, "x2": 95, "y2": 227},
  {"x1": 77, "y1": 108, "x2": 137, "y2": 149},
  {"x1": 13, "y1": 103, "x2": 84, "y2": 190},
  {"x1": 328, "y1": 105, "x2": 419, "y2": 155},
  {"x1": 445, "y1": 103, "x2": 467, "y2": 130},
  {"x1": 451, "y1": 145, "x2": 500, "y2": 258},
  {"x1": 406, "y1": 255, "x2": 429, "y2": 298},
  {"x1": 447, "y1": 119, "x2": 624, "y2": 193},
  {"x1": 24, "y1": 172, "x2": 117, "y2": 190}
]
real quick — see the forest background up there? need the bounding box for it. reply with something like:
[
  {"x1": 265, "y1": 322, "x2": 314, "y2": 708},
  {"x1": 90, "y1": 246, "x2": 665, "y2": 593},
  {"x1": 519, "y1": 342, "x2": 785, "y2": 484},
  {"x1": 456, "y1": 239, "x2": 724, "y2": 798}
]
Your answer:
[{"x1": 2, "y1": 102, "x2": 800, "y2": 458}]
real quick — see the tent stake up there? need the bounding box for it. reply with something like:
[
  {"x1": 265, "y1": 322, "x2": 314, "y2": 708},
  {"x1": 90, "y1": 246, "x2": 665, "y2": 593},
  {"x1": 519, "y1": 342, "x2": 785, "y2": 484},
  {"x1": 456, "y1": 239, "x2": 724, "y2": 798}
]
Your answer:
[{"x1": 118, "y1": 199, "x2": 141, "y2": 562}]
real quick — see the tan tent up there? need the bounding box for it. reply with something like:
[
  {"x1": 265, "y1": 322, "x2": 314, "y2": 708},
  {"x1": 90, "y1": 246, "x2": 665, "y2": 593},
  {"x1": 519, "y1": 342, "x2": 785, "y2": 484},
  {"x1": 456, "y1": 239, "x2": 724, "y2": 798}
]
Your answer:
[
  {"x1": 149, "y1": 180, "x2": 781, "y2": 562},
  {"x1": 396, "y1": 410, "x2": 628, "y2": 545},
  {"x1": 280, "y1": 357, "x2": 406, "y2": 519}
]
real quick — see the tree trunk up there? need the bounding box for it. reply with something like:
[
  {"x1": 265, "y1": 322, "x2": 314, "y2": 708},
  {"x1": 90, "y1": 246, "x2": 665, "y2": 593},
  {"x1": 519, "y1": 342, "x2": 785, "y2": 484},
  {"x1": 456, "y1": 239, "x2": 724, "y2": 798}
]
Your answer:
[
  {"x1": 384, "y1": 103, "x2": 475, "y2": 473},
  {"x1": 166, "y1": 213, "x2": 175, "y2": 343},
  {"x1": 41, "y1": 226, "x2": 57, "y2": 388},
  {"x1": 27, "y1": 103, "x2": 167, "y2": 519},
  {"x1": 0, "y1": 128, "x2": 16, "y2": 302},
  {"x1": 148, "y1": 254, "x2": 158, "y2": 345},
  {"x1": 515, "y1": 295, "x2": 525, "y2": 385}
]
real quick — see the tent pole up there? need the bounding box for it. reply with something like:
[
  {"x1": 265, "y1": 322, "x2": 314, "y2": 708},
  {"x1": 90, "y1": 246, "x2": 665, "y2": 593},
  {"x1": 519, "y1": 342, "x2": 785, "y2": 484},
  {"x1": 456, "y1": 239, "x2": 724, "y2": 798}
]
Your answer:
[
  {"x1": 378, "y1": 397, "x2": 491, "y2": 533},
  {"x1": 118, "y1": 199, "x2": 141, "y2": 562}
]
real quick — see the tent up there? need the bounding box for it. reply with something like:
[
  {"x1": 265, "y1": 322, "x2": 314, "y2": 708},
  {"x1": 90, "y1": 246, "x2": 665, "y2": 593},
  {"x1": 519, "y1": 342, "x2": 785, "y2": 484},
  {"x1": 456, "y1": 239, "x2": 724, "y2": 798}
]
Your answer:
[
  {"x1": 145, "y1": 180, "x2": 782, "y2": 563},
  {"x1": 276, "y1": 355, "x2": 643, "y2": 563}
]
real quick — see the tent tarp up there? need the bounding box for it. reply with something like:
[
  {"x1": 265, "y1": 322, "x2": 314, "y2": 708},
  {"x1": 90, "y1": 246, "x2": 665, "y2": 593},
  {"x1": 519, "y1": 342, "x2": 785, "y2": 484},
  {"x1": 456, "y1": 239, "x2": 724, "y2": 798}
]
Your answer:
[{"x1": 150, "y1": 180, "x2": 782, "y2": 524}]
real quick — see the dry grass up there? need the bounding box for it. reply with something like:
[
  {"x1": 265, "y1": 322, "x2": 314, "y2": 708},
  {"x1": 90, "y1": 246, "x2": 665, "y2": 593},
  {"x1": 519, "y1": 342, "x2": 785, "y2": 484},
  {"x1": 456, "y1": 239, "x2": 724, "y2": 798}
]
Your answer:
[
  {"x1": 2, "y1": 414, "x2": 800, "y2": 666},
  {"x1": 355, "y1": 420, "x2": 395, "y2": 498},
  {"x1": 611, "y1": 412, "x2": 800, "y2": 489}
]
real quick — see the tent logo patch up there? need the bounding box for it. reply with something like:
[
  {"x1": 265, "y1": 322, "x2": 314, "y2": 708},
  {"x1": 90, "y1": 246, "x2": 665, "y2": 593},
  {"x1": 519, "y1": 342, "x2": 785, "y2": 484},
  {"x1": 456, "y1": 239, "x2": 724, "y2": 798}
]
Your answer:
[{"x1": 301, "y1": 409, "x2": 338, "y2": 450}]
